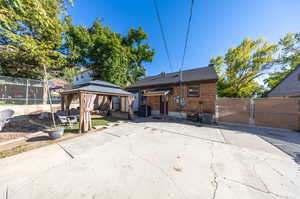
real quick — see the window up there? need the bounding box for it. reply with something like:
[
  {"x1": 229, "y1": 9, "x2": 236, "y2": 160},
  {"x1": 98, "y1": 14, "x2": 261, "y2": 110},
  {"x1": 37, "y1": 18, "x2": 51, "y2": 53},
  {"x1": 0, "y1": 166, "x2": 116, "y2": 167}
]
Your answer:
[
  {"x1": 298, "y1": 74, "x2": 300, "y2": 81},
  {"x1": 187, "y1": 85, "x2": 200, "y2": 97}
]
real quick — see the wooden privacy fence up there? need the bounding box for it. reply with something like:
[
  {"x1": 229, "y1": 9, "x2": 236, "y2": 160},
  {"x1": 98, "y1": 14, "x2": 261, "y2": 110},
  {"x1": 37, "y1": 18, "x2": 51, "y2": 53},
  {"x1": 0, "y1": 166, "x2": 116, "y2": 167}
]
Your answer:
[{"x1": 216, "y1": 98, "x2": 300, "y2": 130}]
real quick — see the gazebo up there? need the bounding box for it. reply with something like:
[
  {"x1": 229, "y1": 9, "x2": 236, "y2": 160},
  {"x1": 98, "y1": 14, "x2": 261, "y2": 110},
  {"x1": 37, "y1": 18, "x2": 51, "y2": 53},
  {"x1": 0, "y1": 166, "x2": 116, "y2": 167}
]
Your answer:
[{"x1": 60, "y1": 80, "x2": 134, "y2": 133}]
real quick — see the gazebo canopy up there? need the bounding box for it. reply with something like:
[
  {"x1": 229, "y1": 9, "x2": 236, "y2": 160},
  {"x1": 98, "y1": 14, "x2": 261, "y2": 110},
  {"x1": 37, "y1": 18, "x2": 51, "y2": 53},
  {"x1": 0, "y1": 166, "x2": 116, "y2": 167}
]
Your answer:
[
  {"x1": 61, "y1": 80, "x2": 133, "y2": 96},
  {"x1": 60, "y1": 80, "x2": 134, "y2": 133}
]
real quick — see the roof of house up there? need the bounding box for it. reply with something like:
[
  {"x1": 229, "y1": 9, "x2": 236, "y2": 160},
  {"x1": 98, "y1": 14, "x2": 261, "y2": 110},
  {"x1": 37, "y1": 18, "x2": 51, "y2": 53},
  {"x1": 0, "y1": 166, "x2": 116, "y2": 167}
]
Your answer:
[
  {"x1": 128, "y1": 66, "x2": 218, "y2": 88},
  {"x1": 74, "y1": 68, "x2": 91, "y2": 76},
  {"x1": 267, "y1": 64, "x2": 300, "y2": 97},
  {"x1": 62, "y1": 80, "x2": 132, "y2": 96}
]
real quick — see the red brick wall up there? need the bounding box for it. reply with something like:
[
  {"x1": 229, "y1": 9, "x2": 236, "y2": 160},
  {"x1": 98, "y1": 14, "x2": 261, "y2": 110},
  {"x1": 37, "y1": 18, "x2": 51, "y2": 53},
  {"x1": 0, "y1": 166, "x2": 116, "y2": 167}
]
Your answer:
[{"x1": 143, "y1": 82, "x2": 217, "y2": 115}]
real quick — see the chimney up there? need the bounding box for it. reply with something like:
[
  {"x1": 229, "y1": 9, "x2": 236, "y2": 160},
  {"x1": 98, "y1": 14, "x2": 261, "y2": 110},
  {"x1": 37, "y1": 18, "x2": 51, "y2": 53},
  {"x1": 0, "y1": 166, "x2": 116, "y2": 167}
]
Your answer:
[{"x1": 160, "y1": 72, "x2": 166, "y2": 78}]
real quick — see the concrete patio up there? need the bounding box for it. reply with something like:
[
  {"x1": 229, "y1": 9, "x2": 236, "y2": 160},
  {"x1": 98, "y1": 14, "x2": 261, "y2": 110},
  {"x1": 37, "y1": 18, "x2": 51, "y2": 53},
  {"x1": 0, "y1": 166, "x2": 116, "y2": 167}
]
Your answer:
[{"x1": 0, "y1": 119, "x2": 299, "y2": 199}]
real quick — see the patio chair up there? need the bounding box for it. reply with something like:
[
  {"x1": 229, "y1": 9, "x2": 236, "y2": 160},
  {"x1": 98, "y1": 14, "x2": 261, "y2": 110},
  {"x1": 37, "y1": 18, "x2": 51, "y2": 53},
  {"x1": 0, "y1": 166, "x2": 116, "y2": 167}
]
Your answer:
[
  {"x1": 97, "y1": 103, "x2": 110, "y2": 115},
  {"x1": 56, "y1": 110, "x2": 67, "y2": 116},
  {"x1": 0, "y1": 109, "x2": 14, "y2": 131},
  {"x1": 58, "y1": 115, "x2": 77, "y2": 126}
]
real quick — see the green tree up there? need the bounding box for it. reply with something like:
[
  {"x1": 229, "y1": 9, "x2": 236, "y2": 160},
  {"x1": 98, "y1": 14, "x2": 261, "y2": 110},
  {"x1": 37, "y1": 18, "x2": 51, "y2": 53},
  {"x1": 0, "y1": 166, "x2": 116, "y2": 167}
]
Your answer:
[
  {"x1": 56, "y1": 67, "x2": 78, "y2": 83},
  {"x1": 210, "y1": 38, "x2": 278, "y2": 98},
  {"x1": 0, "y1": 0, "x2": 72, "y2": 79},
  {"x1": 125, "y1": 27, "x2": 155, "y2": 82},
  {"x1": 64, "y1": 18, "x2": 154, "y2": 86},
  {"x1": 264, "y1": 33, "x2": 300, "y2": 89}
]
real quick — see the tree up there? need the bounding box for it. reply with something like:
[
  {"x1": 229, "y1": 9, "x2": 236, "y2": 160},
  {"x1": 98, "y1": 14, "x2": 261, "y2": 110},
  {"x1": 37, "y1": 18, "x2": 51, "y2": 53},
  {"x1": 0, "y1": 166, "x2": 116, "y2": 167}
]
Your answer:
[
  {"x1": 264, "y1": 33, "x2": 300, "y2": 89},
  {"x1": 0, "y1": 0, "x2": 72, "y2": 79},
  {"x1": 210, "y1": 38, "x2": 278, "y2": 98},
  {"x1": 124, "y1": 27, "x2": 155, "y2": 82},
  {"x1": 64, "y1": 18, "x2": 154, "y2": 87},
  {"x1": 56, "y1": 67, "x2": 78, "y2": 83}
]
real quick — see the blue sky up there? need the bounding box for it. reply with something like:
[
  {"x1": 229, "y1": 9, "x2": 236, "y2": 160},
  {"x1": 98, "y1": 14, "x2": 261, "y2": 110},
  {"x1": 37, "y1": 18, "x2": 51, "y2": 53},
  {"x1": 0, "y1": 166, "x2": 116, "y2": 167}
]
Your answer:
[{"x1": 67, "y1": 0, "x2": 300, "y2": 76}]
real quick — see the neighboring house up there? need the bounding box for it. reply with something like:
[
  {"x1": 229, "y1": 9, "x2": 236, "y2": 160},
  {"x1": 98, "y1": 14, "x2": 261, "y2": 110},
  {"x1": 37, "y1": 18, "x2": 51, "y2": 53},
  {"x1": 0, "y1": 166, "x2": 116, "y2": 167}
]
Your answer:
[
  {"x1": 127, "y1": 65, "x2": 218, "y2": 118},
  {"x1": 73, "y1": 69, "x2": 93, "y2": 85},
  {"x1": 49, "y1": 78, "x2": 71, "y2": 93},
  {"x1": 268, "y1": 64, "x2": 300, "y2": 97},
  {"x1": 49, "y1": 78, "x2": 71, "y2": 103}
]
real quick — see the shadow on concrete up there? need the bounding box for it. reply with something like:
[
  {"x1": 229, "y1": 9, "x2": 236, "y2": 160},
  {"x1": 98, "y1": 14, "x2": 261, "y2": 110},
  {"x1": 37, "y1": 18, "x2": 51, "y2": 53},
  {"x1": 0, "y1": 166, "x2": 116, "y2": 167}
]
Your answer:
[
  {"x1": 131, "y1": 116, "x2": 300, "y2": 164},
  {"x1": 27, "y1": 136, "x2": 51, "y2": 142}
]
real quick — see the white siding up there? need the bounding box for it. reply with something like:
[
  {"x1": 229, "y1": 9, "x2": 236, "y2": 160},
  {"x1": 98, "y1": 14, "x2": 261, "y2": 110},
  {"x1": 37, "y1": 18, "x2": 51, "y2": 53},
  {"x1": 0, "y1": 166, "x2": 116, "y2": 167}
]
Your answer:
[{"x1": 73, "y1": 70, "x2": 93, "y2": 85}]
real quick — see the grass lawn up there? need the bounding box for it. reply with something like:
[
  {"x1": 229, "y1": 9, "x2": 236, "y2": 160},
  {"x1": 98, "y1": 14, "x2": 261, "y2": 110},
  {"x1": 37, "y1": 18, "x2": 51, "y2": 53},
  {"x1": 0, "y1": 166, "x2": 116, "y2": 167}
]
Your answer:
[
  {"x1": 59, "y1": 116, "x2": 119, "y2": 133},
  {"x1": 0, "y1": 101, "x2": 17, "y2": 106}
]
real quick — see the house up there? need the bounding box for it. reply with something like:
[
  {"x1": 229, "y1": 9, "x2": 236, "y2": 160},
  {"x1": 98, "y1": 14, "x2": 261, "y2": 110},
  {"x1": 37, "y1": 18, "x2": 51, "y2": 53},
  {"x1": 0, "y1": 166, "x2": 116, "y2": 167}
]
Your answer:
[
  {"x1": 127, "y1": 65, "x2": 218, "y2": 119},
  {"x1": 73, "y1": 69, "x2": 93, "y2": 85},
  {"x1": 268, "y1": 64, "x2": 300, "y2": 97}
]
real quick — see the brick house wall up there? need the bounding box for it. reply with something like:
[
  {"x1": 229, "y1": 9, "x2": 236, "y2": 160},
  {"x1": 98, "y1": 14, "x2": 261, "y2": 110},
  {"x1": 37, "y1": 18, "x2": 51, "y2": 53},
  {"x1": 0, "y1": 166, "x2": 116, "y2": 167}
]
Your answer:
[{"x1": 140, "y1": 81, "x2": 217, "y2": 117}]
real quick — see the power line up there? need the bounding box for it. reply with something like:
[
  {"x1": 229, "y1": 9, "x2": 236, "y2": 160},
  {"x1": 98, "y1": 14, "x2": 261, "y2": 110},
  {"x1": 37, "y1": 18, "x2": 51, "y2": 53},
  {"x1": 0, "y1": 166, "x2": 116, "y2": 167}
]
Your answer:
[
  {"x1": 179, "y1": 0, "x2": 195, "y2": 71},
  {"x1": 152, "y1": 0, "x2": 173, "y2": 72}
]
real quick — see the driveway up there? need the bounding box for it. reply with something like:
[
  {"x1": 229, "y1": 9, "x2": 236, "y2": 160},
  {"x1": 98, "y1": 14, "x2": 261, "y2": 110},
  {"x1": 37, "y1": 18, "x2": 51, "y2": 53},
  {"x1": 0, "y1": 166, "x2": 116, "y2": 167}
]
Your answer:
[{"x1": 0, "y1": 119, "x2": 299, "y2": 199}]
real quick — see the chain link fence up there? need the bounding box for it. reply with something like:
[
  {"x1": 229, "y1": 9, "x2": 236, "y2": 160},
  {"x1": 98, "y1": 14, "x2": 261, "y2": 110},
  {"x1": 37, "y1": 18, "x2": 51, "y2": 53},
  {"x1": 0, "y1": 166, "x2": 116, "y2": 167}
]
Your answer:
[{"x1": 0, "y1": 75, "x2": 60, "y2": 105}]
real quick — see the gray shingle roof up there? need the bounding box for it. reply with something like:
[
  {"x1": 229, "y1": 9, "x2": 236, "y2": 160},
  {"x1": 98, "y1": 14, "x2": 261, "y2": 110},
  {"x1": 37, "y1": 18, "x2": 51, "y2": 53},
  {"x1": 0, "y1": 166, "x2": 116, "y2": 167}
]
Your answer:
[
  {"x1": 128, "y1": 66, "x2": 218, "y2": 88},
  {"x1": 66, "y1": 85, "x2": 133, "y2": 96},
  {"x1": 73, "y1": 80, "x2": 121, "y2": 89},
  {"x1": 63, "y1": 80, "x2": 132, "y2": 96}
]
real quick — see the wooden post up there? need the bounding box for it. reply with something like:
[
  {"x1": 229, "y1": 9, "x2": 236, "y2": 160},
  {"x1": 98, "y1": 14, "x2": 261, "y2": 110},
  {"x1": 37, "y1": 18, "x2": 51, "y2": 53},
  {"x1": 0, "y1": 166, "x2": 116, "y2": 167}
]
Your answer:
[
  {"x1": 61, "y1": 94, "x2": 64, "y2": 110},
  {"x1": 128, "y1": 96, "x2": 133, "y2": 120},
  {"x1": 107, "y1": 96, "x2": 112, "y2": 116},
  {"x1": 66, "y1": 94, "x2": 73, "y2": 116},
  {"x1": 164, "y1": 95, "x2": 167, "y2": 120},
  {"x1": 145, "y1": 96, "x2": 148, "y2": 117},
  {"x1": 79, "y1": 92, "x2": 84, "y2": 133}
]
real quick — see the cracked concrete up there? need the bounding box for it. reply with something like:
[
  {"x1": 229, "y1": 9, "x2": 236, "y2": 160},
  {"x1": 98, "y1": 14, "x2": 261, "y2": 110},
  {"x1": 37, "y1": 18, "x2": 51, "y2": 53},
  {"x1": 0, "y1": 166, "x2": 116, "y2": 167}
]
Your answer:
[
  {"x1": 0, "y1": 120, "x2": 299, "y2": 199},
  {"x1": 209, "y1": 143, "x2": 218, "y2": 199}
]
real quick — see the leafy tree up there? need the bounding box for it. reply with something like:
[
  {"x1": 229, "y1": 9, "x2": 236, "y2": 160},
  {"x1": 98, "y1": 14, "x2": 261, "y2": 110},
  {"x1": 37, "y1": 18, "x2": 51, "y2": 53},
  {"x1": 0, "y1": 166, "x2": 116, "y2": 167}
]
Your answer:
[
  {"x1": 210, "y1": 38, "x2": 278, "y2": 98},
  {"x1": 264, "y1": 33, "x2": 300, "y2": 89},
  {"x1": 125, "y1": 27, "x2": 155, "y2": 82},
  {"x1": 54, "y1": 67, "x2": 78, "y2": 83},
  {"x1": 64, "y1": 18, "x2": 154, "y2": 86},
  {"x1": 0, "y1": 0, "x2": 72, "y2": 79}
]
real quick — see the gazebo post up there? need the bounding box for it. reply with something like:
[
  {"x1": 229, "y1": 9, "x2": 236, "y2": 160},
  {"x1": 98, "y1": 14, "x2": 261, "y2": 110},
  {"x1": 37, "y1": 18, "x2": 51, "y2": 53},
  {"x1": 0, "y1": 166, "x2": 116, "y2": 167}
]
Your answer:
[
  {"x1": 128, "y1": 96, "x2": 133, "y2": 120},
  {"x1": 107, "y1": 96, "x2": 112, "y2": 116},
  {"x1": 145, "y1": 96, "x2": 148, "y2": 117},
  {"x1": 66, "y1": 95, "x2": 70, "y2": 115},
  {"x1": 79, "y1": 92, "x2": 84, "y2": 133},
  {"x1": 164, "y1": 95, "x2": 167, "y2": 120},
  {"x1": 61, "y1": 94, "x2": 65, "y2": 111}
]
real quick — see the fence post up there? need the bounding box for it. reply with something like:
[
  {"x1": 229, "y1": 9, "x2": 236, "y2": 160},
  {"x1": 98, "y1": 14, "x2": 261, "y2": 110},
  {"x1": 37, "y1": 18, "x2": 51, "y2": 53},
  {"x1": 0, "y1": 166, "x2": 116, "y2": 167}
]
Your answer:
[
  {"x1": 4, "y1": 85, "x2": 7, "y2": 104},
  {"x1": 249, "y1": 98, "x2": 255, "y2": 126},
  {"x1": 25, "y1": 79, "x2": 29, "y2": 105},
  {"x1": 215, "y1": 96, "x2": 219, "y2": 122}
]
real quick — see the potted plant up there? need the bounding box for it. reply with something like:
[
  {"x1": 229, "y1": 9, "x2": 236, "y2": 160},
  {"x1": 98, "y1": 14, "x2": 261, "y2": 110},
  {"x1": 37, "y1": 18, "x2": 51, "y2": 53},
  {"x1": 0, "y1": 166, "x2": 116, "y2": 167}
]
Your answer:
[
  {"x1": 43, "y1": 64, "x2": 64, "y2": 139},
  {"x1": 45, "y1": 127, "x2": 65, "y2": 139}
]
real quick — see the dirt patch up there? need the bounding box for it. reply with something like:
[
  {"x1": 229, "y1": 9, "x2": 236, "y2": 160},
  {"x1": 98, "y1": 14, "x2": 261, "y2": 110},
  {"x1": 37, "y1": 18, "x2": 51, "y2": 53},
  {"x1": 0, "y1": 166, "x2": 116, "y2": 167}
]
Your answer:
[
  {"x1": 0, "y1": 114, "x2": 120, "y2": 159},
  {"x1": 0, "y1": 117, "x2": 44, "y2": 142},
  {"x1": 0, "y1": 131, "x2": 86, "y2": 159}
]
